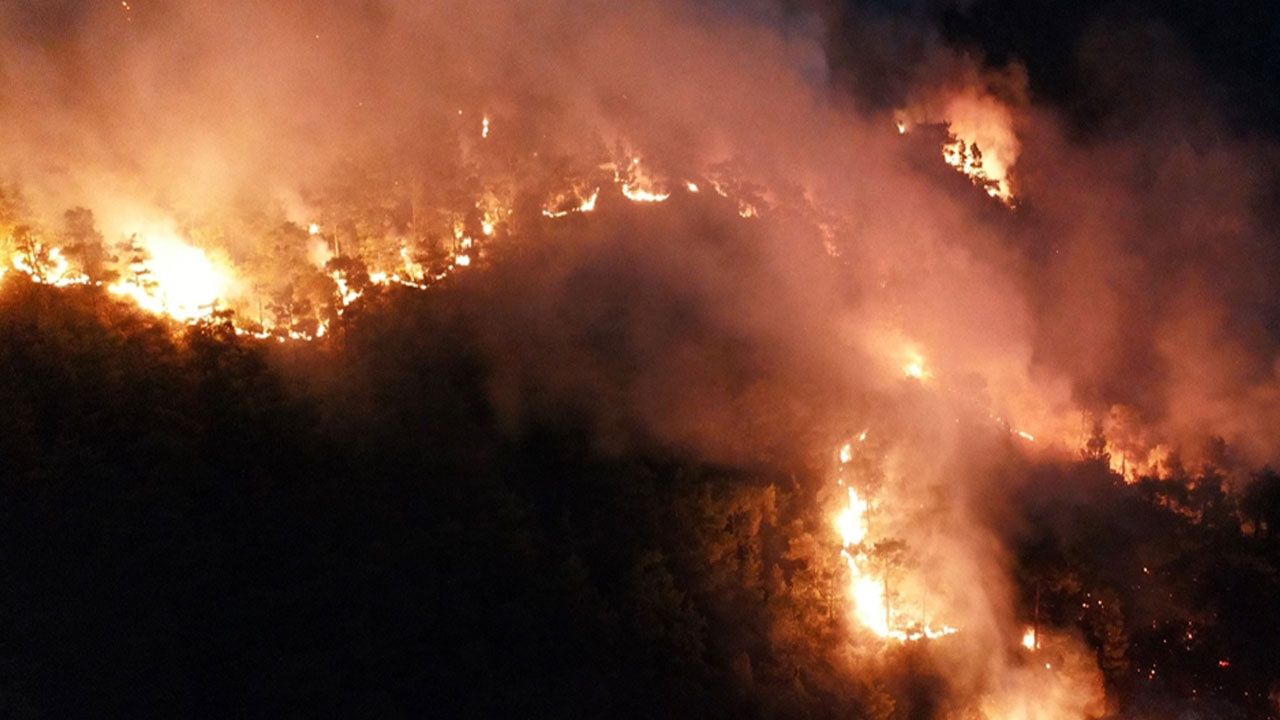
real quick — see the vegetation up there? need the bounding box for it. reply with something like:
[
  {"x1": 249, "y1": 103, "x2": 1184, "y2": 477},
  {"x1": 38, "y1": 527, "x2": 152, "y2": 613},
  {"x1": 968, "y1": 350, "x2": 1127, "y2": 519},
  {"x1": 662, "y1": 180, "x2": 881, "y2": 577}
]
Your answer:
[{"x1": 2, "y1": 270, "x2": 1279, "y2": 718}]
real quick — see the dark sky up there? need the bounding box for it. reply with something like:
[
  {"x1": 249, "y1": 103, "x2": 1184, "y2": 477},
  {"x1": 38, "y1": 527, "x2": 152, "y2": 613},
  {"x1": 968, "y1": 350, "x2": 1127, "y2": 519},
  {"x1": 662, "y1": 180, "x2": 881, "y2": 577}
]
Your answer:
[{"x1": 783, "y1": 0, "x2": 1280, "y2": 138}]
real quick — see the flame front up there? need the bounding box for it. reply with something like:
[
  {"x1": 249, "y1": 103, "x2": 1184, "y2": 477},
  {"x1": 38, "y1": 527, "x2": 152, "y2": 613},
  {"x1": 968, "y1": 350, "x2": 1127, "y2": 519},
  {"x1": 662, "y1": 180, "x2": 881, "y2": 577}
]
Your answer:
[{"x1": 834, "y1": 449, "x2": 957, "y2": 642}]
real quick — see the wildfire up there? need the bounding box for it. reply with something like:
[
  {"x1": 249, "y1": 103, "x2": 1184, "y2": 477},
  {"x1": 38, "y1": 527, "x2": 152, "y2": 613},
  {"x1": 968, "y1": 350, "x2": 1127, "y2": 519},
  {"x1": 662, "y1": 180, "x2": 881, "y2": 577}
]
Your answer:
[
  {"x1": 4, "y1": 146, "x2": 772, "y2": 340},
  {"x1": 617, "y1": 158, "x2": 670, "y2": 203},
  {"x1": 620, "y1": 185, "x2": 671, "y2": 203},
  {"x1": 12, "y1": 246, "x2": 89, "y2": 287},
  {"x1": 895, "y1": 91, "x2": 1018, "y2": 204},
  {"x1": 4, "y1": 228, "x2": 232, "y2": 323},
  {"x1": 834, "y1": 442, "x2": 957, "y2": 642},
  {"x1": 1023, "y1": 626, "x2": 1038, "y2": 651},
  {"x1": 106, "y1": 235, "x2": 231, "y2": 321},
  {"x1": 542, "y1": 187, "x2": 600, "y2": 218},
  {"x1": 939, "y1": 92, "x2": 1018, "y2": 204}
]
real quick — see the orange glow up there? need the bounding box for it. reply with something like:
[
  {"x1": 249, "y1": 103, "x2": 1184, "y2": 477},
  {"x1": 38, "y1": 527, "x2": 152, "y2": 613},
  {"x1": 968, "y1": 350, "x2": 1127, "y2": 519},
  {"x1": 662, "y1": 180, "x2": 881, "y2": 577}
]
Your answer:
[
  {"x1": 107, "y1": 235, "x2": 231, "y2": 321},
  {"x1": 618, "y1": 158, "x2": 670, "y2": 203},
  {"x1": 940, "y1": 92, "x2": 1018, "y2": 204},
  {"x1": 11, "y1": 246, "x2": 90, "y2": 287},
  {"x1": 833, "y1": 463, "x2": 957, "y2": 642},
  {"x1": 542, "y1": 188, "x2": 599, "y2": 218},
  {"x1": 620, "y1": 185, "x2": 670, "y2": 203}
]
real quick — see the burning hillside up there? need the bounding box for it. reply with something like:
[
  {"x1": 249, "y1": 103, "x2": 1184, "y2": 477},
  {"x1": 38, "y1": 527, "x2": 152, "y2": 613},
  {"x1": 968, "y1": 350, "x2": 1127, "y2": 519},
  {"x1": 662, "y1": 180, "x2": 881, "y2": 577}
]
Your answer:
[{"x1": 3, "y1": 0, "x2": 1280, "y2": 718}]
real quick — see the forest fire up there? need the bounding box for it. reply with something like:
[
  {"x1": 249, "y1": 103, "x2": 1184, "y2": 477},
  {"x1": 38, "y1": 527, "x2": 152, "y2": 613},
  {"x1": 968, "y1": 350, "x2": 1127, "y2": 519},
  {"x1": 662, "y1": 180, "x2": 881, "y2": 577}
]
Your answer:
[
  {"x1": 0, "y1": 153, "x2": 779, "y2": 336},
  {"x1": 833, "y1": 444, "x2": 958, "y2": 642},
  {"x1": 106, "y1": 235, "x2": 230, "y2": 321},
  {"x1": 3, "y1": 0, "x2": 1280, "y2": 717}
]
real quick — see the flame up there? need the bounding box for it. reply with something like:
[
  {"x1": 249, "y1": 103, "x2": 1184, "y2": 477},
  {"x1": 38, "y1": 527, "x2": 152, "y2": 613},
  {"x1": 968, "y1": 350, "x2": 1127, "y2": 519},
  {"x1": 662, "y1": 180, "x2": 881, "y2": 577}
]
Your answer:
[
  {"x1": 12, "y1": 246, "x2": 90, "y2": 287},
  {"x1": 835, "y1": 487, "x2": 869, "y2": 547},
  {"x1": 620, "y1": 185, "x2": 670, "y2": 203},
  {"x1": 107, "y1": 235, "x2": 230, "y2": 321},
  {"x1": 902, "y1": 349, "x2": 932, "y2": 380},
  {"x1": 895, "y1": 93, "x2": 1018, "y2": 204},
  {"x1": 1022, "y1": 626, "x2": 1038, "y2": 651},
  {"x1": 940, "y1": 92, "x2": 1018, "y2": 204},
  {"x1": 834, "y1": 471, "x2": 957, "y2": 642},
  {"x1": 618, "y1": 157, "x2": 670, "y2": 203},
  {"x1": 542, "y1": 188, "x2": 599, "y2": 218}
]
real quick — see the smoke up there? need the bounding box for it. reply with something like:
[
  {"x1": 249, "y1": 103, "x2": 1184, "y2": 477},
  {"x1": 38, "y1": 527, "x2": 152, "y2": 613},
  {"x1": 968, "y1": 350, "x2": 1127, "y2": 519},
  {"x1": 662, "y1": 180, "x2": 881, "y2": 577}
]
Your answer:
[{"x1": 2, "y1": 0, "x2": 1278, "y2": 715}]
